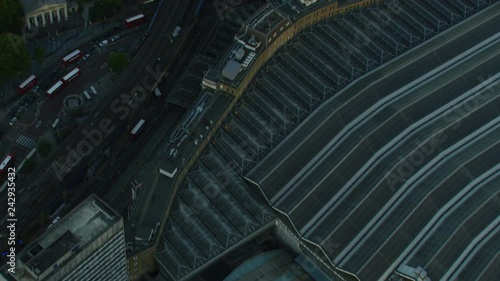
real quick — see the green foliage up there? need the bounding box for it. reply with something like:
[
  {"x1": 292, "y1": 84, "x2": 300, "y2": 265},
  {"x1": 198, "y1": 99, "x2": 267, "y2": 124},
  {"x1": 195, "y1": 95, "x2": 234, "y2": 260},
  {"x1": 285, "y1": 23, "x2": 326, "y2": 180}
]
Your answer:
[
  {"x1": 37, "y1": 139, "x2": 52, "y2": 158},
  {"x1": 108, "y1": 52, "x2": 129, "y2": 74},
  {"x1": 23, "y1": 158, "x2": 38, "y2": 173},
  {"x1": 89, "y1": 0, "x2": 122, "y2": 22},
  {"x1": 0, "y1": 0, "x2": 24, "y2": 34},
  {"x1": 108, "y1": 0, "x2": 123, "y2": 6},
  {"x1": 34, "y1": 46, "x2": 46, "y2": 64},
  {"x1": 0, "y1": 33, "x2": 30, "y2": 83}
]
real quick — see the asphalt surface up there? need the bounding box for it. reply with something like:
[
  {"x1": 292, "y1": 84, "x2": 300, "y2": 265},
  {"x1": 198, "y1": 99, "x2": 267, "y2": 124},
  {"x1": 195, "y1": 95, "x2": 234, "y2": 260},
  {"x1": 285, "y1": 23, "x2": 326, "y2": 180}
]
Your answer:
[
  {"x1": 0, "y1": 27, "x2": 146, "y2": 182},
  {"x1": 0, "y1": 0, "x2": 194, "y2": 248},
  {"x1": 103, "y1": 105, "x2": 184, "y2": 213},
  {"x1": 246, "y1": 2, "x2": 500, "y2": 281}
]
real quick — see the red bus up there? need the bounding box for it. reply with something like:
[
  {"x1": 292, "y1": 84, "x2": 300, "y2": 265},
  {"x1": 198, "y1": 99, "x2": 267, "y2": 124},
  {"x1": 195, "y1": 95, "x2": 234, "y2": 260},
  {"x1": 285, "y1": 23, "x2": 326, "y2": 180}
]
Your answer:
[
  {"x1": 62, "y1": 68, "x2": 81, "y2": 84},
  {"x1": 62, "y1": 49, "x2": 82, "y2": 67},
  {"x1": 130, "y1": 119, "x2": 145, "y2": 139},
  {"x1": 0, "y1": 154, "x2": 14, "y2": 176},
  {"x1": 125, "y1": 14, "x2": 145, "y2": 29},
  {"x1": 46, "y1": 80, "x2": 64, "y2": 99},
  {"x1": 18, "y1": 75, "x2": 38, "y2": 95}
]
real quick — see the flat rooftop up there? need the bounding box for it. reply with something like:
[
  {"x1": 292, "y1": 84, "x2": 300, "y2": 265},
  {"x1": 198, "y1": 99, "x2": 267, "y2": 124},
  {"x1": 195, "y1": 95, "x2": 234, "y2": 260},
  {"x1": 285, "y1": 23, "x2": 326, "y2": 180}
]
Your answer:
[
  {"x1": 13, "y1": 195, "x2": 120, "y2": 280},
  {"x1": 217, "y1": 41, "x2": 263, "y2": 88}
]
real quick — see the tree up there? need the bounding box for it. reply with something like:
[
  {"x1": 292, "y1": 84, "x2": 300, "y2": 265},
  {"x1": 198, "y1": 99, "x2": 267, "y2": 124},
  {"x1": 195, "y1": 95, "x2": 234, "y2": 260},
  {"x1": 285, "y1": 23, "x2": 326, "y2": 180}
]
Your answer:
[
  {"x1": 89, "y1": 0, "x2": 122, "y2": 22},
  {"x1": 0, "y1": 33, "x2": 30, "y2": 82},
  {"x1": 0, "y1": 0, "x2": 24, "y2": 34},
  {"x1": 34, "y1": 46, "x2": 46, "y2": 64},
  {"x1": 37, "y1": 139, "x2": 52, "y2": 158},
  {"x1": 108, "y1": 52, "x2": 129, "y2": 74},
  {"x1": 23, "y1": 158, "x2": 38, "y2": 173}
]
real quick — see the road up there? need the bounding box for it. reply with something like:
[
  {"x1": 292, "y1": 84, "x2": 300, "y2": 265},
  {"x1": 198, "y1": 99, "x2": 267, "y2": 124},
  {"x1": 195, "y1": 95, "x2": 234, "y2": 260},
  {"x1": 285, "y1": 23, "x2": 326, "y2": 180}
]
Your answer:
[
  {"x1": 0, "y1": 28, "x2": 145, "y2": 190},
  {"x1": 0, "y1": 0, "x2": 196, "y2": 247}
]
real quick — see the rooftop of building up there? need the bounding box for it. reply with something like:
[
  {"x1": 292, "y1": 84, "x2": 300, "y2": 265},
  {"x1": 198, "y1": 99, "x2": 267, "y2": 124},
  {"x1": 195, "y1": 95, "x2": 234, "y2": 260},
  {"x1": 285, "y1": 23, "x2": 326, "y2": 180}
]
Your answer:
[
  {"x1": 64, "y1": 95, "x2": 82, "y2": 108},
  {"x1": 10, "y1": 194, "x2": 120, "y2": 280},
  {"x1": 136, "y1": 0, "x2": 500, "y2": 280},
  {"x1": 246, "y1": 4, "x2": 289, "y2": 34},
  {"x1": 243, "y1": 1, "x2": 500, "y2": 280},
  {"x1": 215, "y1": 39, "x2": 263, "y2": 88},
  {"x1": 224, "y1": 249, "x2": 316, "y2": 281},
  {"x1": 21, "y1": 0, "x2": 67, "y2": 16}
]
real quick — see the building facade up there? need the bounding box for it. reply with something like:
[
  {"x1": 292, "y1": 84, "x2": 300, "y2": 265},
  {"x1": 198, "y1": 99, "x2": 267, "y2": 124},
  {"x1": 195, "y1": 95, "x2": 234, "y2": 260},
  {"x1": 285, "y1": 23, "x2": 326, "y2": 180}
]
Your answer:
[{"x1": 22, "y1": 0, "x2": 70, "y2": 29}]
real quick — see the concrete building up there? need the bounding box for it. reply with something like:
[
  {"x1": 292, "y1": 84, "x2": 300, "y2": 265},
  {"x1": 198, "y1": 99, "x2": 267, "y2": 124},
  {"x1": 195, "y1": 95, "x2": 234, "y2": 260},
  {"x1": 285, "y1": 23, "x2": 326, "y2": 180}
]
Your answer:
[
  {"x1": 4, "y1": 194, "x2": 127, "y2": 281},
  {"x1": 63, "y1": 95, "x2": 84, "y2": 117},
  {"x1": 22, "y1": 0, "x2": 70, "y2": 29}
]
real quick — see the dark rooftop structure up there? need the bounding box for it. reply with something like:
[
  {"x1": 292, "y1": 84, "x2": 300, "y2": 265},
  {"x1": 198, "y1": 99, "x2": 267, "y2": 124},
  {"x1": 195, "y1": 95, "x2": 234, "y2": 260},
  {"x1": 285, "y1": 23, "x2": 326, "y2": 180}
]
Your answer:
[
  {"x1": 5, "y1": 194, "x2": 123, "y2": 281},
  {"x1": 124, "y1": 1, "x2": 500, "y2": 281},
  {"x1": 224, "y1": 250, "x2": 316, "y2": 281},
  {"x1": 63, "y1": 95, "x2": 82, "y2": 109},
  {"x1": 245, "y1": 1, "x2": 500, "y2": 280},
  {"x1": 22, "y1": 231, "x2": 80, "y2": 277},
  {"x1": 222, "y1": 60, "x2": 242, "y2": 81}
]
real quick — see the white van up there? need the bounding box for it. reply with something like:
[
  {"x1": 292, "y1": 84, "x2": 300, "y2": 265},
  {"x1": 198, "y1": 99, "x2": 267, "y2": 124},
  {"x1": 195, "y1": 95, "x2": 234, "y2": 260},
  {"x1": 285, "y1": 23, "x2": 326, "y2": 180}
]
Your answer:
[
  {"x1": 83, "y1": 91, "x2": 91, "y2": 100},
  {"x1": 172, "y1": 26, "x2": 181, "y2": 38}
]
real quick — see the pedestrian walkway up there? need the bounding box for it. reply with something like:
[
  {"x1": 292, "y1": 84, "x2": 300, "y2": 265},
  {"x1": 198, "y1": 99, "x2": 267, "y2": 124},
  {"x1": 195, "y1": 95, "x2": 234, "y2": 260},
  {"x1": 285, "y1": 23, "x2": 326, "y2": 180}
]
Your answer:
[{"x1": 15, "y1": 134, "x2": 37, "y2": 149}]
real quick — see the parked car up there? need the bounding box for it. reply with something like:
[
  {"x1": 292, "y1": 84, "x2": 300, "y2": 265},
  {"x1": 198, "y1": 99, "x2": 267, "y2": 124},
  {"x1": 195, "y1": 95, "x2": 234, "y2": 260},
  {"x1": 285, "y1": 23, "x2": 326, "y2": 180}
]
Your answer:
[
  {"x1": 83, "y1": 53, "x2": 91, "y2": 61},
  {"x1": 9, "y1": 117, "x2": 18, "y2": 126},
  {"x1": 99, "y1": 40, "x2": 109, "y2": 47},
  {"x1": 111, "y1": 35, "x2": 120, "y2": 42}
]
